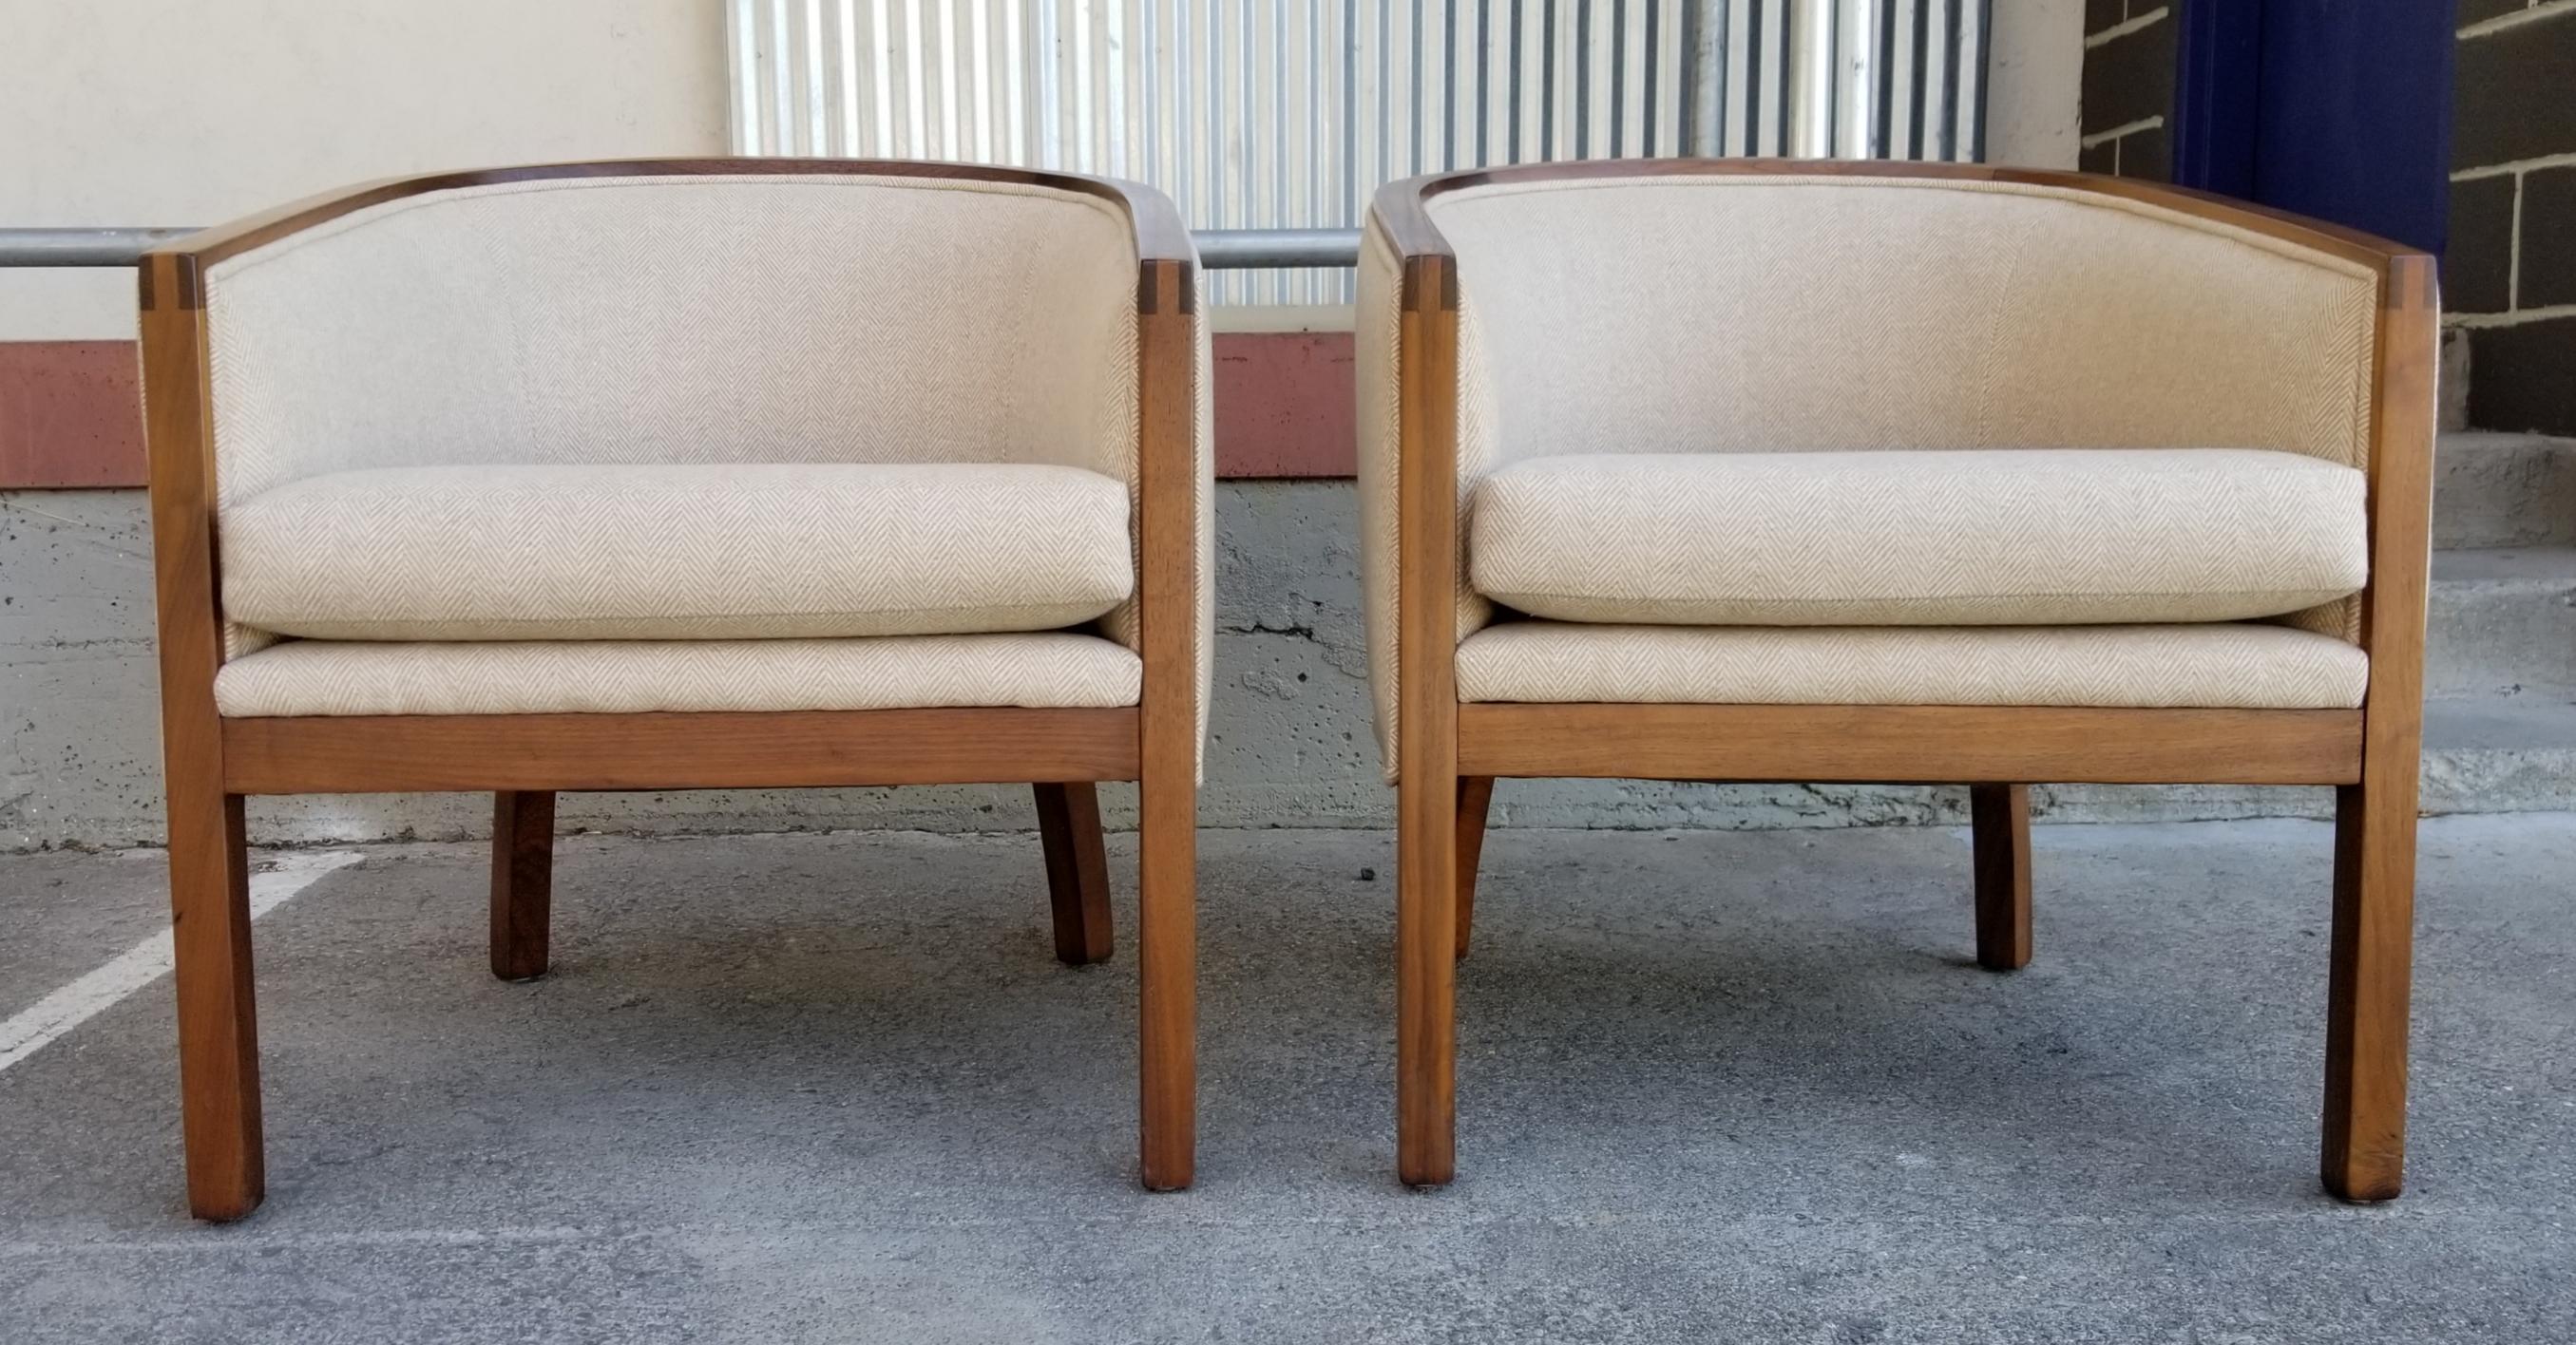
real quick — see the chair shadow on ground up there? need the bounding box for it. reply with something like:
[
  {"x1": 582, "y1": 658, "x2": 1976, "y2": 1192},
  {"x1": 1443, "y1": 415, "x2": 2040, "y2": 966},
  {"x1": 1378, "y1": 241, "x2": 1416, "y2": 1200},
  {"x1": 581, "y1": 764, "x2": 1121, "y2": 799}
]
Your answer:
[{"x1": 9, "y1": 826, "x2": 2341, "y2": 1226}]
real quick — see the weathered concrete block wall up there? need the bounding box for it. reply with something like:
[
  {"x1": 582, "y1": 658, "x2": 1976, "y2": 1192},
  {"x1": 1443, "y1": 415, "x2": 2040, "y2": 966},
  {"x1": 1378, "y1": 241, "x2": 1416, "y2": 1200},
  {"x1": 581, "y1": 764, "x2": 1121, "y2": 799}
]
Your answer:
[
  {"x1": 2073, "y1": 0, "x2": 2576, "y2": 440},
  {"x1": 2077, "y1": 2, "x2": 2175, "y2": 179},
  {"x1": 2451, "y1": 1, "x2": 2576, "y2": 436}
]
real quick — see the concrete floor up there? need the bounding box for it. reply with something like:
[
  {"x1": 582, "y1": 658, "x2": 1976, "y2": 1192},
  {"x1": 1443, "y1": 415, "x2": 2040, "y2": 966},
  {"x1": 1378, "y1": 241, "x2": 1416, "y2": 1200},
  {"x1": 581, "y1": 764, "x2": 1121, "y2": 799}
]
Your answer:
[{"x1": 2, "y1": 814, "x2": 2572, "y2": 1342}]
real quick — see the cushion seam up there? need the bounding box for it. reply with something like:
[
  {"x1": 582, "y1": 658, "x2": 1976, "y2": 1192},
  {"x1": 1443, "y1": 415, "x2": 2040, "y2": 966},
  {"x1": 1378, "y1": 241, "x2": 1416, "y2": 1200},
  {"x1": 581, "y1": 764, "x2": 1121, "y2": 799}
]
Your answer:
[
  {"x1": 1476, "y1": 586, "x2": 2365, "y2": 605},
  {"x1": 233, "y1": 601, "x2": 1131, "y2": 627}
]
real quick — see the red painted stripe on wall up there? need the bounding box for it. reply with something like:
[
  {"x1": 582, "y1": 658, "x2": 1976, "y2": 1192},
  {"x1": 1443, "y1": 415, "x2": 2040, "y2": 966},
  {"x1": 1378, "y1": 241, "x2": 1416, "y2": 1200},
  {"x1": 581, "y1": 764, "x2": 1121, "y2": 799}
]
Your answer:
[
  {"x1": 0, "y1": 333, "x2": 1364, "y2": 487},
  {"x1": 1212, "y1": 332, "x2": 1356, "y2": 478},
  {"x1": 0, "y1": 342, "x2": 146, "y2": 488}
]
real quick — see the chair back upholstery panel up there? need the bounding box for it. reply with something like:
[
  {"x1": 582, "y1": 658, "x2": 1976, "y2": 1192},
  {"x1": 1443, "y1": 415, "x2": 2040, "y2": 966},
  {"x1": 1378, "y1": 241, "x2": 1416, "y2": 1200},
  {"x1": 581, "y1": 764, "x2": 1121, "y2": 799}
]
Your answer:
[
  {"x1": 1357, "y1": 172, "x2": 2385, "y2": 778},
  {"x1": 200, "y1": 172, "x2": 1143, "y2": 660},
  {"x1": 1426, "y1": 176, "x2": 2377, "y2": 470},
  {"x1": 202, "y1": 174, "x2": 1140, "y2": 511}
]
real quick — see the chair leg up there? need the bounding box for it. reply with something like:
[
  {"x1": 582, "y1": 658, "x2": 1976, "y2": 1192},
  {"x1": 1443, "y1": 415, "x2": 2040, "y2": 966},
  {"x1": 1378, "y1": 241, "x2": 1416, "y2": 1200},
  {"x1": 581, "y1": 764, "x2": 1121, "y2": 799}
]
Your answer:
[
  {"x1": 1136, "y1": 755, "x2": 1197, "y2": 1190},
  {"x1": 1398, "y1": 762, "x2": 1460, "y2": 1186},
  {"x1": 2322, "y1": 779, "x2": 2417, "y2": 1202},
  {"x1": 489, "y1": 790, "x2": 554, "y2": 982},
  {"x1": 170, "y1": 788, "x2": 262, "y2": 1222},
  {"x1": 1970, "y1": 784, "x2": 2032, "y2": 971},
  {"x1": 1034, "y1": 783, "x2": 1115, "y2": 965},
  {"x1": 1454, "y1": 776, "x2": 1495, "y2": 960}
]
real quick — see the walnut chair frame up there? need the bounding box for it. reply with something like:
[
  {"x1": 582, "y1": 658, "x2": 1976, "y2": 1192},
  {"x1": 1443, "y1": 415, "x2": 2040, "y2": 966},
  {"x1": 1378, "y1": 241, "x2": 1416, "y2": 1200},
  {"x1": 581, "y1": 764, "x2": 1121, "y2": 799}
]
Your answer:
[
  {"x1": 1373, "y1": 160, "x2": 2436, "y2": 1202},
  {"x1": 141, "y1": 160, "x2": 1203, "y2": 1220}
]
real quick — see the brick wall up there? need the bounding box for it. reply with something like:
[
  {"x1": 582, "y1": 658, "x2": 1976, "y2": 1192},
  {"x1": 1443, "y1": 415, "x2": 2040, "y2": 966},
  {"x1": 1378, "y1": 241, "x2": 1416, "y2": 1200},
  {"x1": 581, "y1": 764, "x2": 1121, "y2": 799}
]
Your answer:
[
  {"x1": 2451, "y1": 1, "x2": 2576, "y2": 435},
  {"x1": 2078, "y1": 2, "x2": 2175, "y2": 179}
]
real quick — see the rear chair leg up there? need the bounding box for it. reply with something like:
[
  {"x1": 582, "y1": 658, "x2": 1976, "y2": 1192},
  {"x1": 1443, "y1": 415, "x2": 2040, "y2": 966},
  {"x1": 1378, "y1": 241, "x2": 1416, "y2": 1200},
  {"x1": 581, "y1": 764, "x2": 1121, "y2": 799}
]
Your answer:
[
  {"x1": 1034, "y1": 782, "x2": 1116, "y2": 965},
  {"x1": 2322, "y1": 779, "x2": 2417, "y2": 1202},
  {"x1": 1454, "y1": 776, "x2": 1495, "y2": 960},
  {"x1": 490, "y1": 791, "x2": 554, "y2": 981},
  {"x1": 1970, "y1": 784, "x2": 2032, "y2": 971}
]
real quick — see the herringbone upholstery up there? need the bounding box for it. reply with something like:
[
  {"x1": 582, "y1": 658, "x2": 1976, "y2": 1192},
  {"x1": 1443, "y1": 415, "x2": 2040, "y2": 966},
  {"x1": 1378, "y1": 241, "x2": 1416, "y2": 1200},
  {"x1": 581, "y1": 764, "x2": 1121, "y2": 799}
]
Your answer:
[
  {"x1": 1471, "y1": 449, "x2": 2367, "y2": 627},
  {"x1": 222, "y1": 463, "x2": 1134, "y2": 641},
  {"x1": 203, "y1": 173, "x2": 1138, "y2": 652},
  {"x1": 203, "y1": 175, "x2": 1138, "y2": 503},
  {"x1": 194, "y1": 171, "x2": 1212, "y2": 757},
  {"x1": 1359, "y1": 174, "x2": 2385, "y2": 779},
  {"x1": 212, "y1": 634, "x2": 1139, "y2": 716},
  {"x1": 1455, "y1": 622, "x2": 2368, "y2": 709}
]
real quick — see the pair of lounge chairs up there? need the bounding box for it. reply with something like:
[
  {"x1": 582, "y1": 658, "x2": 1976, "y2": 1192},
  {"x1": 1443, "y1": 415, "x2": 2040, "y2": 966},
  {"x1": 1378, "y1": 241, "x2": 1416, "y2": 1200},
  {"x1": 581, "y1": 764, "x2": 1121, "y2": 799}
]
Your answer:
[{"x1": 140, "y1": 158, "x2": 2434, "y2": 1220}]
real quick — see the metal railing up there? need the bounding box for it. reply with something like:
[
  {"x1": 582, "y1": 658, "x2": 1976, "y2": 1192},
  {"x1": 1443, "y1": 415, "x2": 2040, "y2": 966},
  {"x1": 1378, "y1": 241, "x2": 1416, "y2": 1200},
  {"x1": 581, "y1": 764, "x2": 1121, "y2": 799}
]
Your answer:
[
  {"x1": 0, "y1": 228, "x2": 203, "y2": 267},
  {"x1": 1191, "y1": 228, "x2": 1364, "y2": 270},
  {"x1": 0, "y1": 226, "x2": 1356, "y2": 272}
]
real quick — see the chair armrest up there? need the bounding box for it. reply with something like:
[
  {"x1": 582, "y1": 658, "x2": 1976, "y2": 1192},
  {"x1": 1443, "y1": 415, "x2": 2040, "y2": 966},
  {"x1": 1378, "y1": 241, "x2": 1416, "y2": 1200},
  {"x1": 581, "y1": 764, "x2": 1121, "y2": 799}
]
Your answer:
[
  {"x1": 1107, "y1": 174, "x2": 1210, "y2": 777},
  {"x1": 1092, "y1": 175, "x2": 1198, "y2": 315},
  {"x1": 1362, "y1": 178, "x2": 1471, "y2": 786}
]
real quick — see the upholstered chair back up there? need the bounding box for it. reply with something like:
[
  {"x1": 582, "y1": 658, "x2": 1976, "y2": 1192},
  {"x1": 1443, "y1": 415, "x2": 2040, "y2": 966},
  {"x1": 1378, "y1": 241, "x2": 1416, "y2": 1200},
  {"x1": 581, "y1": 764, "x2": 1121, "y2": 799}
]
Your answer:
[
  {"x1": 1356, "y1": 170, "x2": 2397, "y2": 773},
  {"x1": 201, "y1": 174, "x2": 1140, "y2": 512},
  {"x1": 1422, "y1": 174, "x2": 2379, "y2": 474}
]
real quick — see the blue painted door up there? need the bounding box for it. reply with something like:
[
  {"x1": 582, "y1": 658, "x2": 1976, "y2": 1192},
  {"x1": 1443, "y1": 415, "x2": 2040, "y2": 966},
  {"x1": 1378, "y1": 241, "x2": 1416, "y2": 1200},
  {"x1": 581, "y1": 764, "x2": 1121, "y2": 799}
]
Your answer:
[{"x1": 2172, "y1": 0, "x2": 2456, "y2": 256}]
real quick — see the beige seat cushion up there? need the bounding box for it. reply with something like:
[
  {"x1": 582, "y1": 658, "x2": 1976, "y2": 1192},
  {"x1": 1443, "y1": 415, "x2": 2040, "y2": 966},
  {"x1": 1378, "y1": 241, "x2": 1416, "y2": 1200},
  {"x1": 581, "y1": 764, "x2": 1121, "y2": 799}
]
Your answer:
[
  {"x1": 1469, "y1": 449, "x2": 2367, "y2": 627},
  {"x1": 220, "y1": 463, "x2": 1133, "y2": 641},
  {"x1": 1457, "y1": 621, "x2": 2368, "y2": 710},
  {"x1": 212, "y1": 634, "x2": 1140, "y2": 716}
]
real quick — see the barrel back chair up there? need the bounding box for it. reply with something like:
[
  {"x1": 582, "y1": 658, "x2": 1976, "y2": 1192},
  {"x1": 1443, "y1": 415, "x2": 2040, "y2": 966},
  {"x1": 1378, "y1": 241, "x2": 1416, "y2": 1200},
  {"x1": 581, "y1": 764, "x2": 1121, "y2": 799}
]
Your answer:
[
  {"x1": 1358, "y1": 160, "x2": 2435, "y2": 1199},
  {"x1": 140, "y1": 160, "x2": 1212, "y2": 1219}
]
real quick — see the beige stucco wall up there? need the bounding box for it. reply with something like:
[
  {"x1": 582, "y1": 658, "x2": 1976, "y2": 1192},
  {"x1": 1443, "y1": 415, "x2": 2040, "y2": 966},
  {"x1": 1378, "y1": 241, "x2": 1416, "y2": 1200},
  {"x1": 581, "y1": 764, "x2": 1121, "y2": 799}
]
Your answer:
[
  {"x1": 0, "y1": 0, "x2": 2080, "y2": 340},
  {"x1": 0, "y1": 0, "x2": 730, "y2": 340},
  {"x1": 1985, "y1": 0, "x2": 2087, "y2": 172}
]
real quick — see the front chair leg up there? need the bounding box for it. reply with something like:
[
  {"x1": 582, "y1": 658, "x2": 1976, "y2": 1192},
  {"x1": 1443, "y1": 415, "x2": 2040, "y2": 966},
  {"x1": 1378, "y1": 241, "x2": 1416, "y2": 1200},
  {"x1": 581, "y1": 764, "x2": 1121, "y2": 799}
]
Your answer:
[
  {"x1": 1034, "y1": 783, "x2": 1115, "y2": 965},
  {"x1": 1136, "y1": 754, "x2": 1197, "y2": 1190},
  {"x1": 2322, "y1": 779, "x2": 2417, "y2": 1202},
  {"x1": 1970, "y1": 784, "x2": 2032, "y2": 971},
  {"x1": 1398, "y1": 764, "x2": 1460, "y2": 1186},
  {"x1": 489, "y1": 791, "x2": 555, "y2": 982},
  {"x1": 170, "y1": 790, "x2": 263, "y2": 1221}
]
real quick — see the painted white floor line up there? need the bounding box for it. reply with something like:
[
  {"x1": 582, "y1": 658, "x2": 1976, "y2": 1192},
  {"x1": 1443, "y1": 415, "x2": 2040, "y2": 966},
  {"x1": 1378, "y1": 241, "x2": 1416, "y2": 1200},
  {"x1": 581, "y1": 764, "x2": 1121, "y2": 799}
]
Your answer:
[{"x1": 0, "y1": 850, "x2": 367, "y2": 1074}]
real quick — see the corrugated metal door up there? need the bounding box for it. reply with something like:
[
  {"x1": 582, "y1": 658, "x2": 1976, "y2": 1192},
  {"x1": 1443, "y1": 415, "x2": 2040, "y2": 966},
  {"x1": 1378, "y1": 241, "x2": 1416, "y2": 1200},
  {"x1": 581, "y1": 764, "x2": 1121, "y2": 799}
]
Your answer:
[{"x1": 728, "y1": 0, "x2": 1992, "y2": 302}]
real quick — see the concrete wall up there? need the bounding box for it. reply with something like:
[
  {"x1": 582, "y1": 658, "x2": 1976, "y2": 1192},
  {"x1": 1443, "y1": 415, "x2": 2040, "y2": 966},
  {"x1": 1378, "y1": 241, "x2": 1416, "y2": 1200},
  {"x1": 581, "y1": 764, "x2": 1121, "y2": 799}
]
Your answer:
[
  {"x1": 2450, "y1": 1, "x2": 2576, "y2": 437},
  {"x1": 2076, "y1": 2, "x2": 2173, "y2": 178},
  {"x1": 2069, "y1": 0, "x2": 2576, "y2": 436},
  {"x1": 6, "y1": 483, "x2": 2410, "y2": 852},
  {"x1": 0, "y1": 0, "x2": 731, "y2": 342},
  {"x1": 1985, "y1": 0, "x2": 2088, "y2": 170}
]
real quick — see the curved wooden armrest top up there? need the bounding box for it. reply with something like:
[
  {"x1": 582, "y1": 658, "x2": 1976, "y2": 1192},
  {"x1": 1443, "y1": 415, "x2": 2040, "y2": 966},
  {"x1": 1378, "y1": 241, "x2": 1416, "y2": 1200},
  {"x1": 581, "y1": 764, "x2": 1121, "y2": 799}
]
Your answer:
[
  {"x1": 140, "y1": 158, "x2": 1198, "y2": 315},
  {"x1": 1371, "y1": 158, "x2": 2429, "y2": 281}
]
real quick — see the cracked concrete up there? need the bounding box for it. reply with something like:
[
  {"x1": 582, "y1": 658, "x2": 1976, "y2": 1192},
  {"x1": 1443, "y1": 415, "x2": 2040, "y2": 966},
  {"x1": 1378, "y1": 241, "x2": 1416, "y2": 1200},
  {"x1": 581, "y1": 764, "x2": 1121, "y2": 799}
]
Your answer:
[{"x1": 3, "y1": 816, "x2": 2573, "y2": 1341}]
